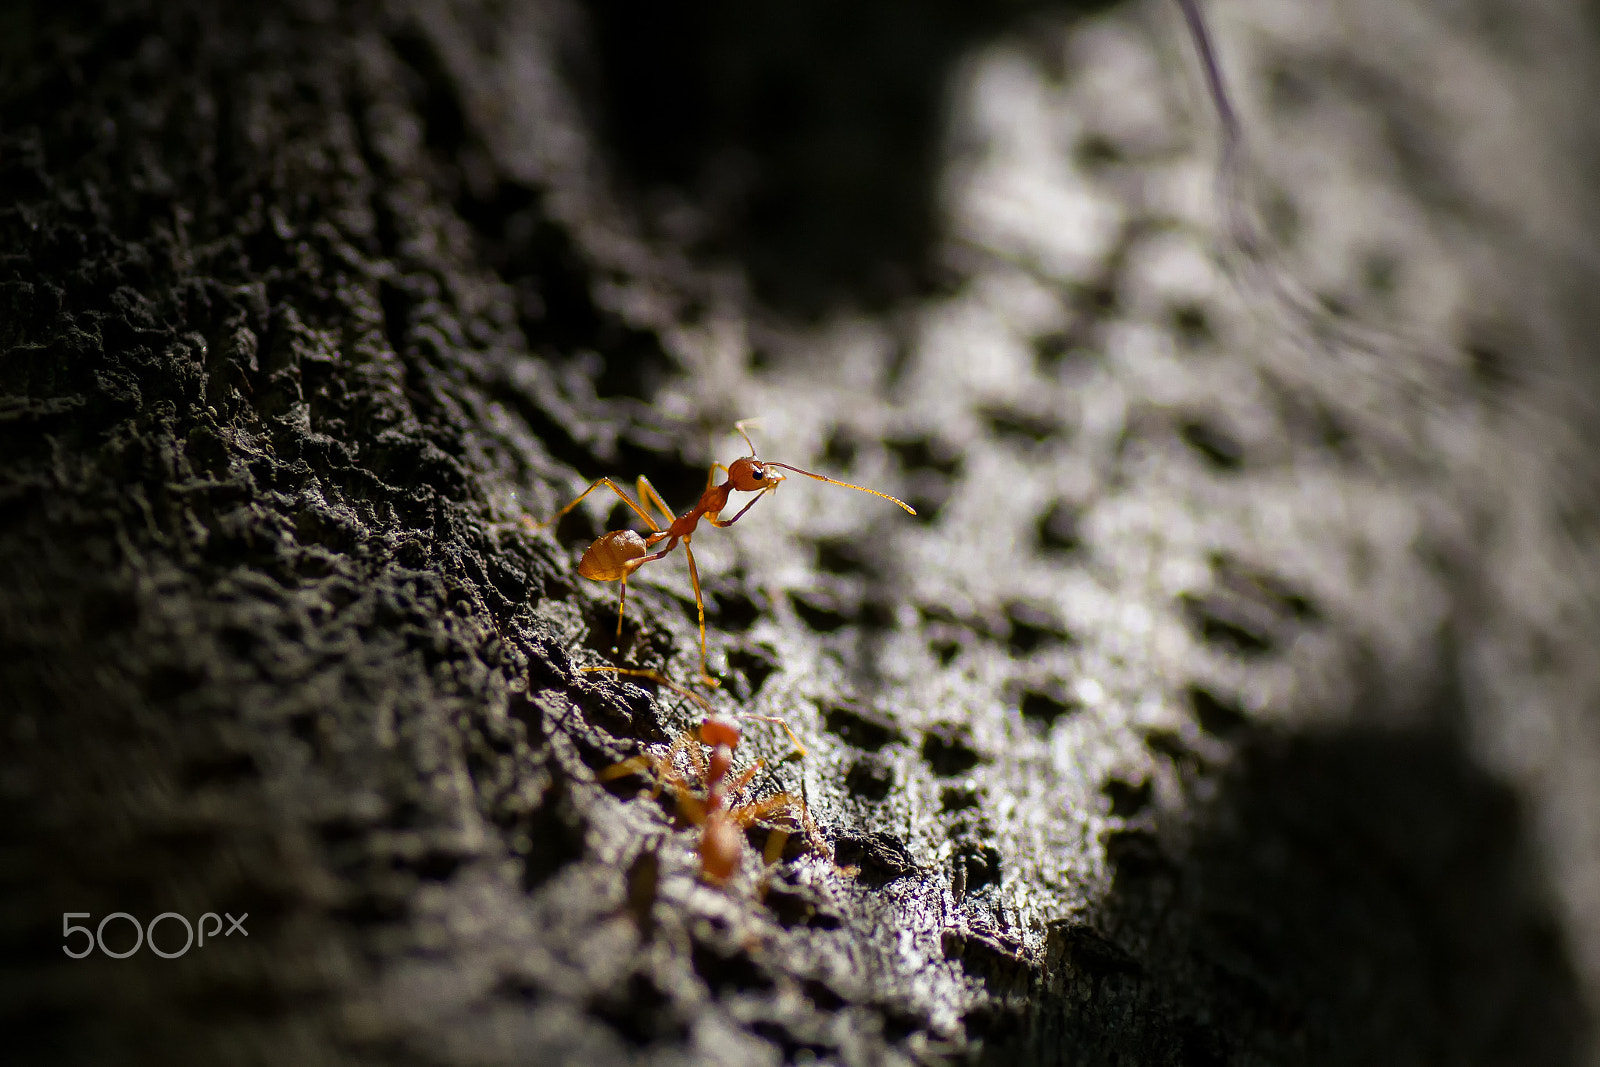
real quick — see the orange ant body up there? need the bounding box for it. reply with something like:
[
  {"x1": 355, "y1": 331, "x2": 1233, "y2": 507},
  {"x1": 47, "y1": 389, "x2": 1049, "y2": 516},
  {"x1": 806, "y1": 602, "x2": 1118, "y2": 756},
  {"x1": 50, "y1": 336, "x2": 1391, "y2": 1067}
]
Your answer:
[
  {"x1": 544, "y1": 421, "x2": 915, "y2": 687},
  {"x1": 586, "y1": 667, "x2": 826, "y2": 887}
]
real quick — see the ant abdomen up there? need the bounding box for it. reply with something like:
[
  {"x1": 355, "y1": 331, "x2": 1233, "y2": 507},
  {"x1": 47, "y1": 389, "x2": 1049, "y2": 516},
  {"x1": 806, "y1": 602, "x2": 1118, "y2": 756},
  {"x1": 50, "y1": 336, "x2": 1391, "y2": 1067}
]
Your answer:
[
  {"x1": 579, "y1": 530, "x2": 650, "y2": 582},
  {"x1": 701, "y1": 812, "x2": 742, "y2": 884}
]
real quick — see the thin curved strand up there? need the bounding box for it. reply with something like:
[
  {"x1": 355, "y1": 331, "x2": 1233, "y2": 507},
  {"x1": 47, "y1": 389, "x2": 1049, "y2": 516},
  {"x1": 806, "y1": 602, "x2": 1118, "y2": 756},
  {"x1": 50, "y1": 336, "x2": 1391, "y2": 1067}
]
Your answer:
[{"x1": 764, "y1": 462, "x2": 917, "y2": 514}]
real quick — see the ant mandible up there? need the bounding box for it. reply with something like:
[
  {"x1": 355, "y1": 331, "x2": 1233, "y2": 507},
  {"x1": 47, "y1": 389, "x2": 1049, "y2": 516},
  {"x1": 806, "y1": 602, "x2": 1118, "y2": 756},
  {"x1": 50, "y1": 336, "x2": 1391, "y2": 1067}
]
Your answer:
[
  {"x1": 543, "y1": 420, "x2": 915, "y2": 687},
  {"x1": 585, "y1": 666, "x2": 827, "y2": 887}
]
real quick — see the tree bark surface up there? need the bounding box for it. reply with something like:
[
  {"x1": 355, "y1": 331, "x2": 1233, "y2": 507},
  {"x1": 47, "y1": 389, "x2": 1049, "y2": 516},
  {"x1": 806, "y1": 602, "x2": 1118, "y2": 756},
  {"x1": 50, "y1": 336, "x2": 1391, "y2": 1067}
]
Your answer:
[{"x1": 5, "y1": 1, "x2": 1600, "y2": 1065}]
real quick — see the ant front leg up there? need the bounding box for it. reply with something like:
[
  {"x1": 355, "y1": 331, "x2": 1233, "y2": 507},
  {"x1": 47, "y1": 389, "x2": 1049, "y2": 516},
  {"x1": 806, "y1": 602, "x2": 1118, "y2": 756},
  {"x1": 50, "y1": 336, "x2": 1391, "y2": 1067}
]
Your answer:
[
  {"x1": 741, "y1": 713, "x2": 807, "y2": 759},
  {"x1": 737, "y1": 790, "x2": 829, "y2": 864},
  {"x1": 704, "y1": 487, "x2": 772, "y2": 530},
  {"x1": 717, "y1": 760, "x2": 766, "y2": 803},
  {"x1": 599, "y1": 730, "x2": 692, "y2": 798},
  {"x1": 731, "y1": 791, "x2": 812, "y2": 871},
  {"x1": 598, "y1": 753, "x2": 657, "y2": 786}
]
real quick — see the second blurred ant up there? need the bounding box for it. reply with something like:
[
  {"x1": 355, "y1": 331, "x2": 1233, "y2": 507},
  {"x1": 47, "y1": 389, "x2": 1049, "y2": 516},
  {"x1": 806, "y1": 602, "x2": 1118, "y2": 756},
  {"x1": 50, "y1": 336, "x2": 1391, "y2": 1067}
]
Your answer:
[
  {"x1": 584, "y1": 666, "x2": 827, "y2": 887},
  {"x1": 544, "y1": 421, "x2": 914, "y2": 687}
]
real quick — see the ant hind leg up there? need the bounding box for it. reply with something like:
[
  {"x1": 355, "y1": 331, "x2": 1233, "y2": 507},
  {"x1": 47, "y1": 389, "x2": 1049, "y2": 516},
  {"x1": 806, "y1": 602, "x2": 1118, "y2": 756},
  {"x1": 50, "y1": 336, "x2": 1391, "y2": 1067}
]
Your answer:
[
  {"x1": 542, "y1": 478, "x2": 664, "y2": 534},
  {"x1": 684, "y1": 540, "x2": 718, "y2": 689},
  {"x1": 613, "y1": 576, "x2": 629, "y2": 645},
  {"x1": 635, "y1": 476, "x2": 679, "y2": 529}
]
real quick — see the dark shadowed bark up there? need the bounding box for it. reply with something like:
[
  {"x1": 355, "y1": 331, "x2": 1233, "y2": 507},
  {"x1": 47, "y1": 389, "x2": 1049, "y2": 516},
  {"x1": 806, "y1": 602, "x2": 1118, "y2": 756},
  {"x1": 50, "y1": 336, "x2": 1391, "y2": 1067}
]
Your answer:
[{"x1": 4, "y1": 1, "x2": 1599, "y2": 1065}]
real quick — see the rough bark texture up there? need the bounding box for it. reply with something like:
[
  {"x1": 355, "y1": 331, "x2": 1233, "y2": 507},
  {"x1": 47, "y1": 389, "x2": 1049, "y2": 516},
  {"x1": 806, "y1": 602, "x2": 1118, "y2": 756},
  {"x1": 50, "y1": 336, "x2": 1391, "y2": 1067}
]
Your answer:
[{"x1": 5, "y1": 1, "x2": 1600, "y2": 1065}]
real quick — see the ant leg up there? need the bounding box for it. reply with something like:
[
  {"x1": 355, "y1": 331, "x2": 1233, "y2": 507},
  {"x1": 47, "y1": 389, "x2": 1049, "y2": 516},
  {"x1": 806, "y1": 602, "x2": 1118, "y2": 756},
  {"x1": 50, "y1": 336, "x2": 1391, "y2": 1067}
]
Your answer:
[
  {"x1": 634, "y1": 476, "x2": 680, "y2": 530},
  {"x1": 599, "y1": 731, "x2": 696, "y2": 799},
  {"x1": 732, "y1": 791, "x2": 804, "y2": 827},
  {"x1": 598, "y1": 753, "x2": 657, "y2": 784},
  {"x1": 740, "y1": 789, "x2": 830, "y2": 861},
  {"x1": 683, "y1": 729, "x2": 709, "y2": 782},
  {"x1": 706, "y1": 462, "x2": 731, "y2": 490},
  {"x1": 731, "y1": 791, "x2": 813, "y2": 867},
  {"x1": 666, "y1": 774, "x2": 709, "y2": 827},
  {"x1": 705, "y1": 486, "x2": 772, "y2": 529},
  {"x1": 718, "y1": 759, "x2": 767, "y2": 803},
  {"x1": 600, "y1": 540, "x2": 676, "y2": 649},
  {"x1": 683, "y1": 539, "x2": 718, "y2": 688},
  {"x1": 542, "y1": 478, "x2": 664, "y2": 533},
  {"x1": 614, "y1": 574, "x2": 629, "y2": 644},
  {"x1": 741, "y1": 713, "x2": 807, "y2": 759},
  {"x1": 762, "y1": 827, "x2": 791, "y2": 866}
]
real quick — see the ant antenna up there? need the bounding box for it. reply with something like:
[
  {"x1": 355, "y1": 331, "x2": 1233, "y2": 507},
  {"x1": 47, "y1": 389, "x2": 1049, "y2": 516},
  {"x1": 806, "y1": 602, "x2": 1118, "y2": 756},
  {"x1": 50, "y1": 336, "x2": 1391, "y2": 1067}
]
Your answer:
[
  {"x1": 763, "y1": 462, "x2": 917, "y2": 515},
  {"x1": 732, "y1": 418, "x2": 917, "y2": 514},
  {"x1": 733, "y1": 418, "x2": 763, "y2": 456}
]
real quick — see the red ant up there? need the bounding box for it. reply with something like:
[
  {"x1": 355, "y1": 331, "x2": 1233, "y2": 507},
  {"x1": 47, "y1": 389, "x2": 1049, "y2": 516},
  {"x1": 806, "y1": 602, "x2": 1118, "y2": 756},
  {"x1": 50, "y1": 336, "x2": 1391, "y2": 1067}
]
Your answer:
[
  {"x1": 543, "y1": 421, "x2": 915, "y2": 687},
  {"x1": 585, "y1": 666, "x2": 827, "y2": 887}
]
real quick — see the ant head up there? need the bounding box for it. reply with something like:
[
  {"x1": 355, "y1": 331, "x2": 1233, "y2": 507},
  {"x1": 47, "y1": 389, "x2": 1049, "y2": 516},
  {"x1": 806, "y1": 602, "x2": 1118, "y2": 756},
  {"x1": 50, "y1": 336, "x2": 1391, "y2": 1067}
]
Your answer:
[
  {"x1": 726, "y1": 456, "x2": 784, "y2": 494},
  {"x1": 700, "y1": 716, "x2": 741, "y2": 750}
]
